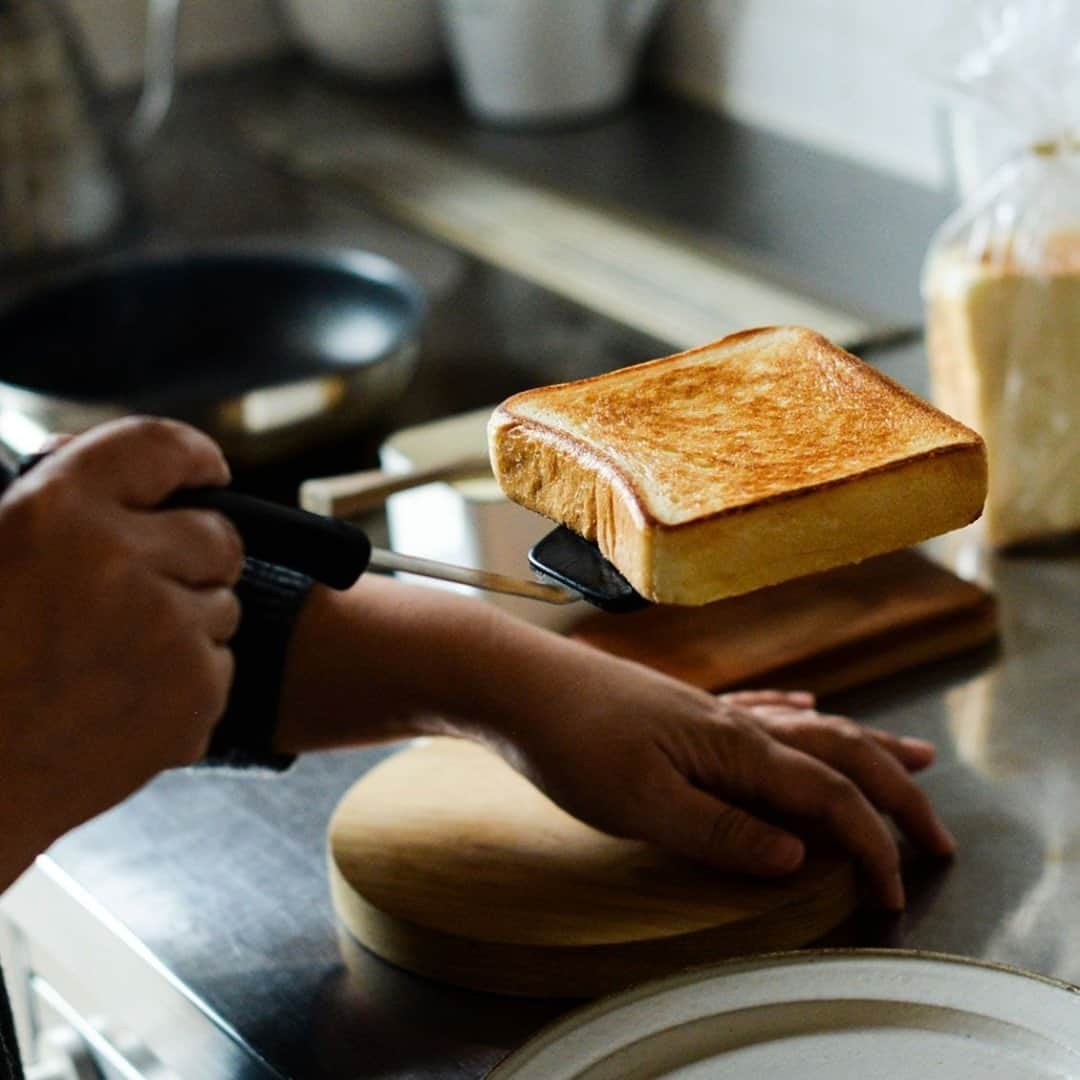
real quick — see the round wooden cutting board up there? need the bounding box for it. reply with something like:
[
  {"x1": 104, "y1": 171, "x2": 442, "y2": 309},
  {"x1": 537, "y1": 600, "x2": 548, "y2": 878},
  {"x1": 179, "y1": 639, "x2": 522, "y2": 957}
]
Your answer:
[{"x1": 328, "y1": 738, "x2": 858, "y2": 998}]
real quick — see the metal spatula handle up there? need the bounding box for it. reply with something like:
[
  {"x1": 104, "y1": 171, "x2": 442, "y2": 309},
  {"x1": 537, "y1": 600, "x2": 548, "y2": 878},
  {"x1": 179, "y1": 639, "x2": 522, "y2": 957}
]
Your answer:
[
  {"x1": 183, "y1": 492, "x2": 580, "y2": 605},
  {"x1": 368, "y1": 547, "x2": 579, "y2": 604},
  {"x1": 164, "y1": 491, "x2": 582, "y2": 604},
  {"x1": 4, "y1": 452, "x2": 611, "y2": 606}
]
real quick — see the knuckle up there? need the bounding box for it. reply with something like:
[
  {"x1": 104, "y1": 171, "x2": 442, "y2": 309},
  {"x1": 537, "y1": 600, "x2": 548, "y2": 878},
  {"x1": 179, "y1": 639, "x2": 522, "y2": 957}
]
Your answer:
[
  {"x1": 701, "y1": 727, "x2": 759, "y2": 796},
  {"x1": 185, "y1": 509, "x2": 243, "y2": 572},
  {"x1": 225, "y1": 587, "x2": 243, "y2": 623},
  {"x1": 825, "y1": 772, "x2": 863, "y2": 808},
  {"x1": 173, "y1": 510, "x2": 244, "y2": 582},
  {"x1": 706, "y1": 804, "x2": 752, "y2": 853},
  {"x1": 209, "y1": 513, "x2": 245, "y2": 577},
  {"x1": 126, "y1": 415, "x2": 188, "y2": 446},
  {"x1": 123, "y1": 416, "x2": 217, "y2": 467},
  {"x1": 89, "y1": 415, "x2": 185, "y2": 461},
  {"x1": 636, "y1": 759, "x2": 677, "y2": 810},
  {"x1": 820, "y1": 713, "x2": 861, "y2": 738},
  {"x1": 78, "y1": 417, "x2": 184, "y2": 476},
  {"x1": 724, "y1": 708, "x2": 769, "y2": 744},
  {"x1": 832, "y1": 724, "x2": 870, "y2": 755},
  {"x1": 73, "y1": 418, "x2": 227, "y2": 504},
  {"x1": 219, "y1": 590, "x2": 243, "y2": 638}
]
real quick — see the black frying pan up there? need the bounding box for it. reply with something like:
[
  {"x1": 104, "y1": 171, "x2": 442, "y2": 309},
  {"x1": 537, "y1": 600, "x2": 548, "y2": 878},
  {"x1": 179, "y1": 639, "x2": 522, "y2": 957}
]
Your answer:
[
  {"x1": 0, "y1": 248, "x2": 643, "y2": 609},
  {"x1": 0, "y1": 246, "x2": 426, "y2": 463}
]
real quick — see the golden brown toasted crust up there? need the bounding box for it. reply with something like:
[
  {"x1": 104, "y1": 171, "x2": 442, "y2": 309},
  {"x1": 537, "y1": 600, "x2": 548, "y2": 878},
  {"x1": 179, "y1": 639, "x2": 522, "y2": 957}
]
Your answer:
[{"x1": 489, "y1": 326, "x2": 987, "y2": 604}]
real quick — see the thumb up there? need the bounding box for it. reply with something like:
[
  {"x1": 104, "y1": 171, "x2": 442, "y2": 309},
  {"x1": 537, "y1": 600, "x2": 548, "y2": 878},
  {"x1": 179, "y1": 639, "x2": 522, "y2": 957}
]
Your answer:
[{"x1": 650, "y1": 778, "x2": 805, "y2": 877}]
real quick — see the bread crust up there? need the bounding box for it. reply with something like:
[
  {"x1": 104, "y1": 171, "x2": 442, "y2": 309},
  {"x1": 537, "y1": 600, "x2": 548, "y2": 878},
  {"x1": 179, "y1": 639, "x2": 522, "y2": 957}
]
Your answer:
[{"x1": 489, "y1": 326, "x2": 987, "y2": 604}]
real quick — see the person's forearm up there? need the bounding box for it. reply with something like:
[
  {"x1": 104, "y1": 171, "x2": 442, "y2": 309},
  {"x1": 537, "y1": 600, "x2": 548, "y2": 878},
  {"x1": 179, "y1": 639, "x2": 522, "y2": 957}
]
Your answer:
[
  {"x1": 270, "y1": 574, "x2": 953, "y2": 911},
  {"x1": 272, "y1": 574, "x2": 596, "y2": 756}
]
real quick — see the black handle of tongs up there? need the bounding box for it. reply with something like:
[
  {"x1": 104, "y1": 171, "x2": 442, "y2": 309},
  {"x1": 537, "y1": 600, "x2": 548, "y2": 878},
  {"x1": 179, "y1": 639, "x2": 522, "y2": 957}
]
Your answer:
[{"x1": 2, "y1": 453, "x2": 371, "y2": 591}]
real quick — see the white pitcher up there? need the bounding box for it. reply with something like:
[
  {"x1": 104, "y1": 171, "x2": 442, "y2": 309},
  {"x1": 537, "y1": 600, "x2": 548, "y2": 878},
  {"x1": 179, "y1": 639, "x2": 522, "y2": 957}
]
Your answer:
[{"x1": 441, "y1": 0, "x2": 668, "y2": 126}]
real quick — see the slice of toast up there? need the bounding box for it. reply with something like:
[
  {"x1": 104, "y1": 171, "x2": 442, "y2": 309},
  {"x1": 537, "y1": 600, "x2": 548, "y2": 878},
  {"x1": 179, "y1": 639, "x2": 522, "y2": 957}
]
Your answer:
[{"x1": 488, "y1": 326, "x2": 987, "y2": 605}]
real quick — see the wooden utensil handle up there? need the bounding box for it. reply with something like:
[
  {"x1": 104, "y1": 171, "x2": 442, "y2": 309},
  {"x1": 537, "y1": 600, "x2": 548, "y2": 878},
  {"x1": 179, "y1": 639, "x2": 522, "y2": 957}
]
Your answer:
[{"x1": 299, "y1": 455, "x2": 491, "y2": 518}]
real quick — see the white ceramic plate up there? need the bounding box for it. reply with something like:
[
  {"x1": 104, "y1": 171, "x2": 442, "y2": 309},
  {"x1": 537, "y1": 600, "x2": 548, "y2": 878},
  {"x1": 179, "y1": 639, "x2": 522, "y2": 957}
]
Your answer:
[{"x1": 490, "y1": 950, "x2": 1080, "y2": 1079}]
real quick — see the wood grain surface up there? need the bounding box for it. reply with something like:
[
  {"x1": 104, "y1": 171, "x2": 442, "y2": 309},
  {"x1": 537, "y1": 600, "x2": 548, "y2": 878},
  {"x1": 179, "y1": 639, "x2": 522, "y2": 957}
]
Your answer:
[
  {"x1": 329, "y1": 739, "x2": 858, "y2": 998},
  {"x1": 570, "y1": 549, "x2": 997, "y2": 697}
]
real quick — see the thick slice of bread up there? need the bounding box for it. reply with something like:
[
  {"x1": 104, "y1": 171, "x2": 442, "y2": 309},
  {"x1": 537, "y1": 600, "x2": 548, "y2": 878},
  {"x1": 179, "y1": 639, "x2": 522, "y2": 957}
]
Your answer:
[
  {"x1": 926, "y1": 242, "x2": 1080, "y2": 547},
  {"x1": 488, "y1": 326, "x2": 987, "y2": 605}
]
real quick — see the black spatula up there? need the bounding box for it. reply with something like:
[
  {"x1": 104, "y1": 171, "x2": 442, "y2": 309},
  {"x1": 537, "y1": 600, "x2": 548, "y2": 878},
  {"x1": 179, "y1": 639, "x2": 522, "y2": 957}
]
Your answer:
[{"x1": 529, "y1": 526, "x2": 649, "y2": 613}]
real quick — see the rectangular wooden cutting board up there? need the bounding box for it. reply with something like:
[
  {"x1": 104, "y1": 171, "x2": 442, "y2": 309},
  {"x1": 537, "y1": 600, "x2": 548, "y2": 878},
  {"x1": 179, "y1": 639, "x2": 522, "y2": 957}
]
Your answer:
[{"x1": 570, "y1": 550, "x2": 997, "y2": 697}]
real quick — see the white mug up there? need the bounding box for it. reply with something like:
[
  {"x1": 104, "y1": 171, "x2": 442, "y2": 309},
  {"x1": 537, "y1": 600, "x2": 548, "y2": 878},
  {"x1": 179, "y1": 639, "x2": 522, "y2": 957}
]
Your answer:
[{"x1": 441, "y1": 0, "x2": 667, "y2": 125}]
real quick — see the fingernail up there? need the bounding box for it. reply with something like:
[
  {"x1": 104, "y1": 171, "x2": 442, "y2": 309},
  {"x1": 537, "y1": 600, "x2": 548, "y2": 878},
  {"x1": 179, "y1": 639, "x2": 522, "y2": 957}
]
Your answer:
[
  {"x1": 790, "y1": 691, "x2": 815, "y2": 705},
  {"x1": 760, "y1": 835, "x2": 804, "y2": 872}
]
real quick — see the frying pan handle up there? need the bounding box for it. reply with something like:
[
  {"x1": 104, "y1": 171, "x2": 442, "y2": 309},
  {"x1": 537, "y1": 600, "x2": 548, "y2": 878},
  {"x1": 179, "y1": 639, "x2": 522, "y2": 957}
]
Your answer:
[{"x1": 166, "y1": 488, "x2": 372, "y2": 591}]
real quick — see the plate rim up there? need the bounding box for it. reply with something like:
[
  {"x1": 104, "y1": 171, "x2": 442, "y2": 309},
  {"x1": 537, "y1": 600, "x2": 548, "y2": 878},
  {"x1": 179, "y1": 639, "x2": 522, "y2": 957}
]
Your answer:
[{"x1": 489, "y1": 947, "x2": 1080, "y2": 1078}]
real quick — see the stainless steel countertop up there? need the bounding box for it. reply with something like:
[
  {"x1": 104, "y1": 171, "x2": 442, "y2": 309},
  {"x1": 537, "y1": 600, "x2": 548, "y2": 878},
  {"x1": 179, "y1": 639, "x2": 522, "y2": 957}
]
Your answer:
[{"x1": 2, "y1": 63, "x2": 1078, "y2": 1080}]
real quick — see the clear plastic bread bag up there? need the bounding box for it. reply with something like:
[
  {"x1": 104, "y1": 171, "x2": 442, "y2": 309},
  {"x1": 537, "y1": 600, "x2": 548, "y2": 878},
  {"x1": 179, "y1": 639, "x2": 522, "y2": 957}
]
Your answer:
[{"x1": 922, "y1": 0, "x2": 1080, "y2": 549}]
